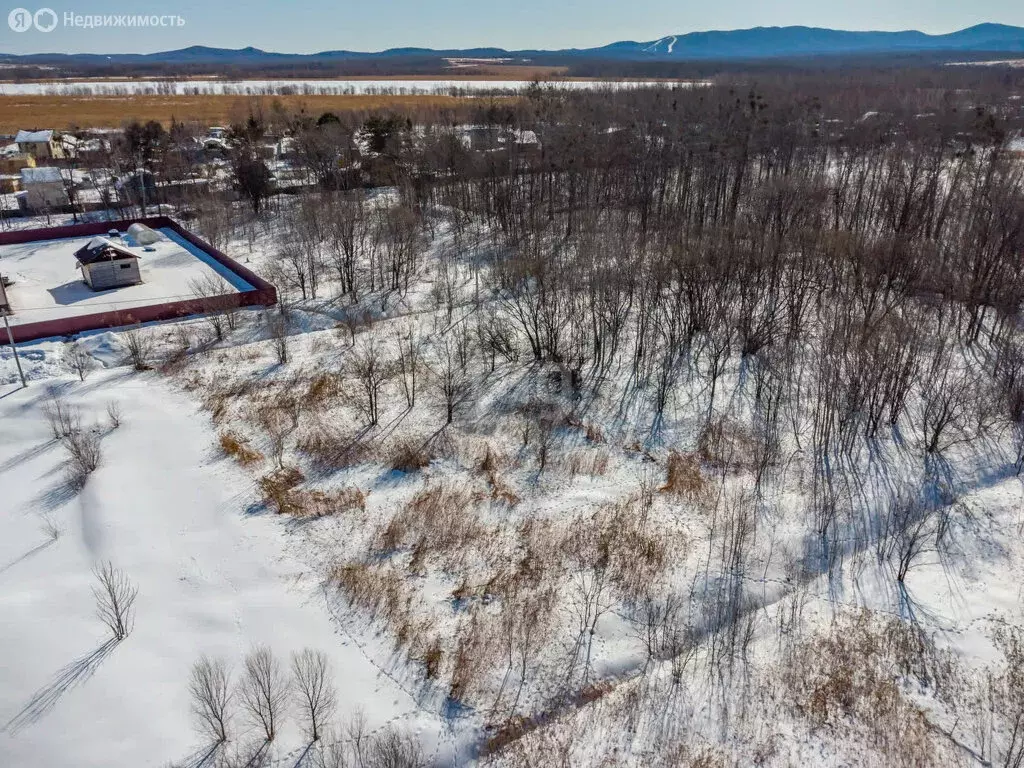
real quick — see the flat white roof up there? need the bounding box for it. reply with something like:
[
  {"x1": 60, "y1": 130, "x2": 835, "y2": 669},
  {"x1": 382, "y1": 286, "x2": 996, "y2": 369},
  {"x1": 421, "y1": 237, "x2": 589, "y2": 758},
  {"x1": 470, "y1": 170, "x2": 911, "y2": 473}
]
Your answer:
[
  {"x1": 14, "y1": 129, "x2": 53, "y2": 143},
  {"x1": 20, "y1": 166, "x2": 62, "y2": 183},
  {"x1": 0, "y1": 226, "x2": 254, "y2": 327}
]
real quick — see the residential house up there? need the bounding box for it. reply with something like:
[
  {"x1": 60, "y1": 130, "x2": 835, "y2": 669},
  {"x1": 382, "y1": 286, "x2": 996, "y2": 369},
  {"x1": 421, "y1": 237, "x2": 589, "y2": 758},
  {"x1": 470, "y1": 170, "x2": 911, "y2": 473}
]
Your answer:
[
  {"x1": 14, "y1": 129, "x2": 73, "y2": 160},
  {"x1": 0, "y1": 153, "x2": 35, "y2": 174},
  {"x1": 115, "y1": 170, "x2": 157, "y2": 209},
  {"x1": 0, "y1": 174, "x2": 20, "y2": 194},
  {"x1": 19, "y1": 166, "x2": 69, "y2": 211}
]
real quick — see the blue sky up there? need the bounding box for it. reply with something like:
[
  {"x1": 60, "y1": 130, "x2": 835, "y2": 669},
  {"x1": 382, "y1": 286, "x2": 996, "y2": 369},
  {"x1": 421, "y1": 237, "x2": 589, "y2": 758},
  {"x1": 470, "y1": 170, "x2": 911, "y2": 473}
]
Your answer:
[{"x1": 1, "y1": 0, "x2": 1023, "y2": 55}]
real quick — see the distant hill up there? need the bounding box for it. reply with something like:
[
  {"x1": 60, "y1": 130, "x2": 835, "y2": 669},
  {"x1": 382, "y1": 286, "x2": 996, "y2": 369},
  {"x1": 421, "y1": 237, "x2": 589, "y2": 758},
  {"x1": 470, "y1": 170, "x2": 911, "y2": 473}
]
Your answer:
[
  {"x1": 592, "y1": 23, "x2": 1024, "y2": 60},
  {"x1": 2, "y1": 23, "x2": 1023, "y2": 67}
]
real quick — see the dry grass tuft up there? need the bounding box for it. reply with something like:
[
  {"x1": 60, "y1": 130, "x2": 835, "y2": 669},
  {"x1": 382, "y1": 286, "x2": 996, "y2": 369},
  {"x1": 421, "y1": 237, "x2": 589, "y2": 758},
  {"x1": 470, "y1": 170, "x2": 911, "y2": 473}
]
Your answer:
[
  {"x1": 305, "y1": 373, "x2": 344, "y2": 410},
  {"x1": 697, "y1": 417, "x2": 763, "y2": 472},
  {"x1": 389, "y1": 440, "x2": 434, "y2": 473},
  {"x1": 257, "y1": 465, "x2": 305, "y2": 514},
  {"x1": 420, "y1": 639, "x2": 444, "y2": 680},
  {"x1": 331, "y1": 560, "x2": 439, "y2": 667},
  {"x1": 374, "y1": 482, "x2": 486, "y2": 570},
  {"x1": 218, "y1": 431, "x2": 264, "y2": 466},
  {"x1": 486, "y1": 470, "x2": 521, "y2": 507},
  {"x1": 478, "y1": 444, "x2": 502, "y2": 474},
  {"x1": 782, "y1": 609, "x2": 940, "y2": 765},
  {"x1": 297, "y1": 428, "x2": 373, "y2": 473},
  {"x1": 289, "y1": 486, "x2": 368, "y2": 518},
  {"x1": 258, "y1": 463, "x2": 366, "y2": 517},
  {"x1": 661, "y1": 450, "x2": 707, "y2": 500},
  {"x1": 561, "y1": 447, "x2": 611, "y2": 478},
  {"x1": 203, "y1": 393, "x2": 230, "y2": 425},
  {"x1": 332, "y1": 561, "x2": 408, "y2": 622}
]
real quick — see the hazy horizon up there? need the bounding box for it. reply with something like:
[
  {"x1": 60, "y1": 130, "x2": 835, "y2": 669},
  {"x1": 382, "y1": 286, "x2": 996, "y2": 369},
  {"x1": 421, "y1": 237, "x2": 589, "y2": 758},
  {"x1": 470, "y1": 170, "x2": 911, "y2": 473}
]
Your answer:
[{"x1": 1, "y1": 0, "x2": 1023, "y2": 56}]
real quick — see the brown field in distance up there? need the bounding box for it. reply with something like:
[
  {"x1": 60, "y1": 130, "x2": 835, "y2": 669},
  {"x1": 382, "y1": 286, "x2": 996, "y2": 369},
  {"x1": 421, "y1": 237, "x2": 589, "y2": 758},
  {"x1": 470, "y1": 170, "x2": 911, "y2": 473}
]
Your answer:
[
  {"x1": 4, "y1": 64, "x2": 571, "y2": 86},
  {"x1": 0, "y1": 93, "x2": 514, "y2": 133}
]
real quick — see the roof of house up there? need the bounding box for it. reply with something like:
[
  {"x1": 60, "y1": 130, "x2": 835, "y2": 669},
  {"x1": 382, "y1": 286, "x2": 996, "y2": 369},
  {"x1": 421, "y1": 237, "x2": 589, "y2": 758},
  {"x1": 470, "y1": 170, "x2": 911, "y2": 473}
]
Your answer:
[
  {"x1": 73, "y1": 236, "x2": 139, "y2": 266},
  {"x1": 15, "y1": 129, "x2": 54, "y2": 144},
  {"x1": 20, "y1": 166, "x2": 62, "y2": 184}
]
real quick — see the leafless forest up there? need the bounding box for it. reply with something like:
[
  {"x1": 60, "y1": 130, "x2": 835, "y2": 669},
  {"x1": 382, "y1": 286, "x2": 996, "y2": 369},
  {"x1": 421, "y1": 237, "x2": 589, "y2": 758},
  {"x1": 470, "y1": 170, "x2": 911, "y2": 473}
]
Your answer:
[{"x1": 72, "y1": 67, "x2": 1024, "y2": 765}]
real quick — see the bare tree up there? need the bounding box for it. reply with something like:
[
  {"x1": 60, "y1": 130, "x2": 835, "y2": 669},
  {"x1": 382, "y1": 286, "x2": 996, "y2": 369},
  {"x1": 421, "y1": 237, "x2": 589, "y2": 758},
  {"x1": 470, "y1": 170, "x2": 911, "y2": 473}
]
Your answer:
[
  {"x1": 345, "y1": 709, "x2": 369, "y2": 768},
  {"x1": 267, "y1": 312, "x2": 290, "y2": 366},
  {"x1": 65, "y1": 342, "x2": 94, "y2": 381},
  {"x1": 430, "y1": 336, "x2": 474, "y2": 425},
  {"x1": 291, "y1": 649, "x2": 337, "y2": 742},
  {"x1": 122, "y1": 325, "x2": 153, "y2": 370},
  {"x1": 349, "y1": 333, "x2": 391, "y2": 426},
  {"x1": 106, "y1": 401, "x2": 123, "y2": 429},
  {"x1": 309, "y1": 738, "x2": 349, "y2": 768},
  {"x1": 190, "y1": 273, "x2": 231, "y2": 341},
  {"x1": 919, "y1": 340, "x2": 978, "y2": 454},
  {"x1": 92, "y1": 561, "x2": 137, "y2": 640},
  {"x1": 64, "y1": 428, "x2": 103, "y2": 487},
  {"x1": 990, "y1": 627, "x2": 1024, "y2": 768},
  {"x1": 369, "y1": 726, "x2": 425, "y2": 768},
  {"x1": 43, "y1": 389, "x2": 80, "y2": 440},
  {"x1": 189, "y1": 655, "x2": 232, "y2": 743},
  {"x1": 238, "y1": 646, "x2": 289, "y2": 742},
  {"x1": 258, "y1": 405, "x2": 297, "y2": 469},
  {"x1": 395, "y1": 323, "x2": 421, "y2": 409},
  {"x1": 876, "y1": 495, "x2": 939, "y2": 583}
]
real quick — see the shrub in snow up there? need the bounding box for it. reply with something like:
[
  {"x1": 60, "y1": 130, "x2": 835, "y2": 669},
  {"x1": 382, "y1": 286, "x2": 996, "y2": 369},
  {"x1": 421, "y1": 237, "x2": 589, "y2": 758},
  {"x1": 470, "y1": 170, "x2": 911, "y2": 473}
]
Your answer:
[
  {"x1": 368, "y1": 726, "x2": 425, "y2": 768},
  {"x1": 64, "y1": 428, "x2": 102, "y2": 488},
  {"x1": 43, "y1": 390, "x2": 80, "y2": 440},
  {"x1": 92, "y1": 561, "x2": 137, "y2": 641},
  {"x1": 65, "y1": 342, "x2": 94, "y2": 382},
  {"x1": 122, "y1": 326, "x2": 153, "y2": 371},
  {"x1": 106, "y1": 401, "x2": 123, "y2": 430}
]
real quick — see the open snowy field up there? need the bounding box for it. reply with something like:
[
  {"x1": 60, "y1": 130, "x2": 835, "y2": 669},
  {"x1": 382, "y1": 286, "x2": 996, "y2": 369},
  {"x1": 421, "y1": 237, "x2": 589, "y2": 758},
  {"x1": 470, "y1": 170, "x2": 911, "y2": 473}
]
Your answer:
[
  {"x1": 0, "y1": 79, "x2": 685, "y2": 97},
  {"x1": 0, "y1": 367, "x2": 467, "y2": 767},
  {"x1": 0, "y1": 227, "x2": 252, "y2": 327}
]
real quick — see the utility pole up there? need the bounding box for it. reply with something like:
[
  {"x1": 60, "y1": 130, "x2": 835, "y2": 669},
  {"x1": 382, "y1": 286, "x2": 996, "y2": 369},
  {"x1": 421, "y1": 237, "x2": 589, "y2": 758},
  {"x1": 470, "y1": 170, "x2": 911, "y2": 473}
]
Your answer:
[
  {"x1": 138, "y1": 151, "x2": 147, "y2": 218},
  {"x1": 2, "y1": 312, "x2": 27, "y2": 388}
]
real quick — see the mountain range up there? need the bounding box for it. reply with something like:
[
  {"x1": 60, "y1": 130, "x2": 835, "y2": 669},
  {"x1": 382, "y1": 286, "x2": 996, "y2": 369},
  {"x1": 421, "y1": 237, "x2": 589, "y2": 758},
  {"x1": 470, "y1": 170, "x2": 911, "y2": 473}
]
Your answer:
[{"x1": 2, "y1": 23, "x2": 1023, "y2": 66}]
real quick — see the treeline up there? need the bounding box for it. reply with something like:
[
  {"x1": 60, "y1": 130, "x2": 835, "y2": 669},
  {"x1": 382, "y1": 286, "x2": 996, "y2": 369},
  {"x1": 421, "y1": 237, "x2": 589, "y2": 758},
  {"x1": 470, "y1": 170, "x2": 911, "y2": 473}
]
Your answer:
[
  {"x1": 271, "y1": 70, "x2": 1024, "y2": 566},
  {"x1": 143, "y1": 69, "x2": 1024, "y2": 754}
]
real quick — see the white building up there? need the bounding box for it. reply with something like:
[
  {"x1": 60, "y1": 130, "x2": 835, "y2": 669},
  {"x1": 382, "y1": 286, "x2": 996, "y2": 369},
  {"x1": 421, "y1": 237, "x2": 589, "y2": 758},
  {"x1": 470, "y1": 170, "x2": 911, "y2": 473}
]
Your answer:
[
  {"x1": 14, "y1": 130, "x2": 73, "y2": 160},
  {"x1": 19, "y1": 166, "x2": 68, "y2": 211}
]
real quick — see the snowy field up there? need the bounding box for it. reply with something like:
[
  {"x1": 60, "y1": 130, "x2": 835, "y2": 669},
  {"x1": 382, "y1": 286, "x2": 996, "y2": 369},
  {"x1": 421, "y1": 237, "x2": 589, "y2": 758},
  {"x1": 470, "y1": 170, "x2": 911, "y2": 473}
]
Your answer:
[
  {"x1": 0, "y1": 78, "x2": 689, "y2": 96},
  {"x1": 0, "y1": 368, "x2": 466, "y2": 767},
  {"x1": 0, "y1": 227, "x2": 252, "y2": 327}
]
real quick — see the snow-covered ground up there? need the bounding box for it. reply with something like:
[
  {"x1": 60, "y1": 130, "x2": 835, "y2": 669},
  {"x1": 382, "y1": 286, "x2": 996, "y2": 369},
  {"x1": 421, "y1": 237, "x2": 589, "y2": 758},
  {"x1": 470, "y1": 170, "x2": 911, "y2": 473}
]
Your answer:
[
  {"x1": 0, "y1": 369, "x2": 467, "y2": 766},
  {"x1": 0, "y1": 227, "x2": 251, "y2": 327},
  {"x1": 3, "y1": 192, "x2": 1024, "y2": 766},
  {"x1": 0, "y1": 79, "x2": 691, "y2": 97}
]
